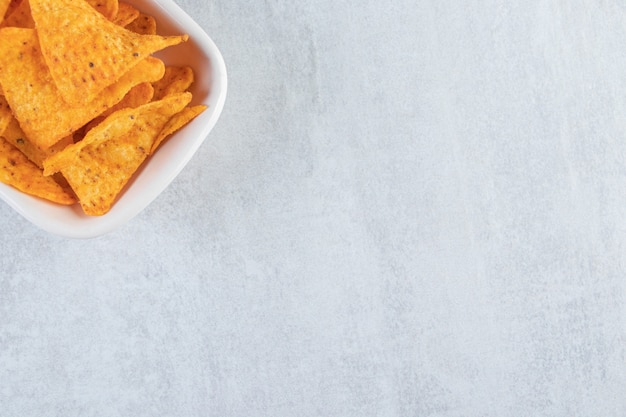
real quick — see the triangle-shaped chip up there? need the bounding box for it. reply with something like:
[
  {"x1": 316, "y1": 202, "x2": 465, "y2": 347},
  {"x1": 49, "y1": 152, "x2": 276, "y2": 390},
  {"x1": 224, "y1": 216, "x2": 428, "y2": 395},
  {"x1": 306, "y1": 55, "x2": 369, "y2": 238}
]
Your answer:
[
  {"x1": 43, "y1": 92, "x2": 192, "y2": 216},
  {"x1": 0, "y1": 27, "x2": 165, "y2": 149},
  {"x1": 29, "y1": 0, "x2": 187, "y2": 106},
  {"x1": 0, "y1": 137, "x2": 77, "y2": 205}
]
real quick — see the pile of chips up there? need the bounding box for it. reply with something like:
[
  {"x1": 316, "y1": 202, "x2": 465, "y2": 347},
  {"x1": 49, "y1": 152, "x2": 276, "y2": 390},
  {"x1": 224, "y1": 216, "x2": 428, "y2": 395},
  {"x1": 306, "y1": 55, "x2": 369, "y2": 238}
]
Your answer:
[{"x1": 0, "y1": 0, "x2": 206, "y2": 215}]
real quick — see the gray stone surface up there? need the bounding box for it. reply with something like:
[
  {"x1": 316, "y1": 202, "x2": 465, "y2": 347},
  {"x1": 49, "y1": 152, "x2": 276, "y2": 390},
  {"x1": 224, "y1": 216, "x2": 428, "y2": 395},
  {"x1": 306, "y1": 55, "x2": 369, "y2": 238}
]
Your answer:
[{"x1": 1, "y1": 0, "x2": 626, "y2": 415}]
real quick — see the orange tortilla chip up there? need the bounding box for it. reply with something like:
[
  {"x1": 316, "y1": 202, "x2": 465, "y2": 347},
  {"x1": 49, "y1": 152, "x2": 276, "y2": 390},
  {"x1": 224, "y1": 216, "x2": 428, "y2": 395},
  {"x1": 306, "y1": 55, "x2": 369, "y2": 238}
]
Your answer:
[
  {"x1": 125, "y1": 12, "x2": 156, "y2": 35},
  {"x1": 112, "y1": 2, "x2": 139, "y2": 26},
  {"x1": 151, "y1": 105, "x2": 206, "y2": 154},
  {"x1": 82, "y1": 81, "x2": 154, "y2": 134},
  {"x1": 152, "y1": 66, "x2": 194, "y2": 101},
  {"x1": 0, "y1": 0, "x2": 11, "y2": 23},
  {"x1": 0, "y1": 0, "x2": 32, "y2": 28},
  {"x1": 30, "y1": 0, "x2": 187, "y2": 105},
  {"x1": 85, "y1": 0, "x2": 118, "y2": 20},
  {"x1": 2, "y1": 116, "x2": 73, "y2": 168},
  {"x1": 43, "y1": 108, "x2": 138, "y2": 176},
  {"x1": 43, "y1": 93, "x2": 192, "y2": 215},
  {"x1": 4, "y1": 0, "x2": 20, "y2": 17},
  {"x1": 0, "y1": 27, "x2": 165, "y2": 149},
  {"x1": 0, "y1": 95, "x2": 11, "y2": 136},
  {"x1": 4, "y1": 0, "x2": 122, "y2": 24},
  {"x1": 102, "y1": 81, "x2": 154, "y2": 117},
  {"x1": 0, "y1": 136, "x2": 77, "y2": 204}
]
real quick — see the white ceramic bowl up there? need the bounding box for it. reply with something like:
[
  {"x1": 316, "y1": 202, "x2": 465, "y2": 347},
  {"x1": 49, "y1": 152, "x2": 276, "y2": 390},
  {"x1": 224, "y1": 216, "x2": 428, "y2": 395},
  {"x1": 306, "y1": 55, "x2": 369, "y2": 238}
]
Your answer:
[{"x1": 0, "y1": 0, "x2": 227, "y2": 238}]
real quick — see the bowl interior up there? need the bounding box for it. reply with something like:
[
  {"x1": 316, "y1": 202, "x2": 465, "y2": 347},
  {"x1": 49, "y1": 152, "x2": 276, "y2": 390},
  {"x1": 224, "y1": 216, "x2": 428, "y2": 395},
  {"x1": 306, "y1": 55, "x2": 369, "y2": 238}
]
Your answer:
[{"x1": 0, "y1": 0, "x2": 227, "y2": 238}]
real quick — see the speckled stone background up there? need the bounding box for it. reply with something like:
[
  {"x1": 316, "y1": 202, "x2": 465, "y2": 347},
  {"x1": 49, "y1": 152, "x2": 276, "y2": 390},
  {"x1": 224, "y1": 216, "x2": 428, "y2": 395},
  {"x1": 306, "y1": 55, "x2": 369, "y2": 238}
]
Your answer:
[{"x1": 2, "y1": 0, "x2": 626, "y2": 415}]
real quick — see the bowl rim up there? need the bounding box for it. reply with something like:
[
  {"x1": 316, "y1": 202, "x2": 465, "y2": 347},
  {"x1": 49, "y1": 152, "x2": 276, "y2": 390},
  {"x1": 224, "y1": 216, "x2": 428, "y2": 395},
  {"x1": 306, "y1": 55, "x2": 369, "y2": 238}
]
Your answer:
[{"x1": 0, "y1": 0, "x2": 228, "y2": 239}]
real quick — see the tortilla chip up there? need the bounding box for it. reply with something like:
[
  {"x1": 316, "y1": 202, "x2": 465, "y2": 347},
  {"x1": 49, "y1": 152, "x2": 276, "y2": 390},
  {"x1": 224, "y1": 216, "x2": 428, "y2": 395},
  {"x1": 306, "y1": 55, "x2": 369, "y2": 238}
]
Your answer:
[
  {"x1": 102, "y1": 81, "x2": 154, "y2": 117},
  {"x1": 85, "y1": 0, "x2": 118, "y2": 20},
  {"x1": 30, "y1": 0, "x2": 187, "y2": 105},
  {"x1": 82, "y1": 81, "x2": 154, "y2": 134},
  {"x1": 0, "y1": 95, "x2": 11, "y2": 136},
  {"x1": 0, "y1": 136, "x2": 77, "y2": 204},
  {"x1": 2, "y1": 116, "x2": 72, "y2": 168},
  {"x1": 152, "y1": 66, "x2": 194, "y2": 101},
  {"x1": 4, "y1": 0, "x2": 20, "y2": 17},
  {"x1": 43, "y1": 92, "x2": 192, "y2": 215},
  {"x1": 150, "y1": 105, "x2": 206, "y2": 154},
  {"x1": 43, "y1": 108, "x2": 138, "y2": 176},
  {"x1": 5, "y1": 0, "x2": 122, "y2": 24},
  {"x1": 0, "y1": 0, "x2": 32, "y2": 28},
  {"x1": 125, "y1": 12, "x2": 156, "y2": 35},
  {"x1": 0, "y1": 27, "x2": 165, "y2": 149},
  {"x1": 112, "y1": 1, "x2": 139, "y2": 26},
  {"x1": 0, "y1": 0, "x2": 11, "y2": 23}
]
